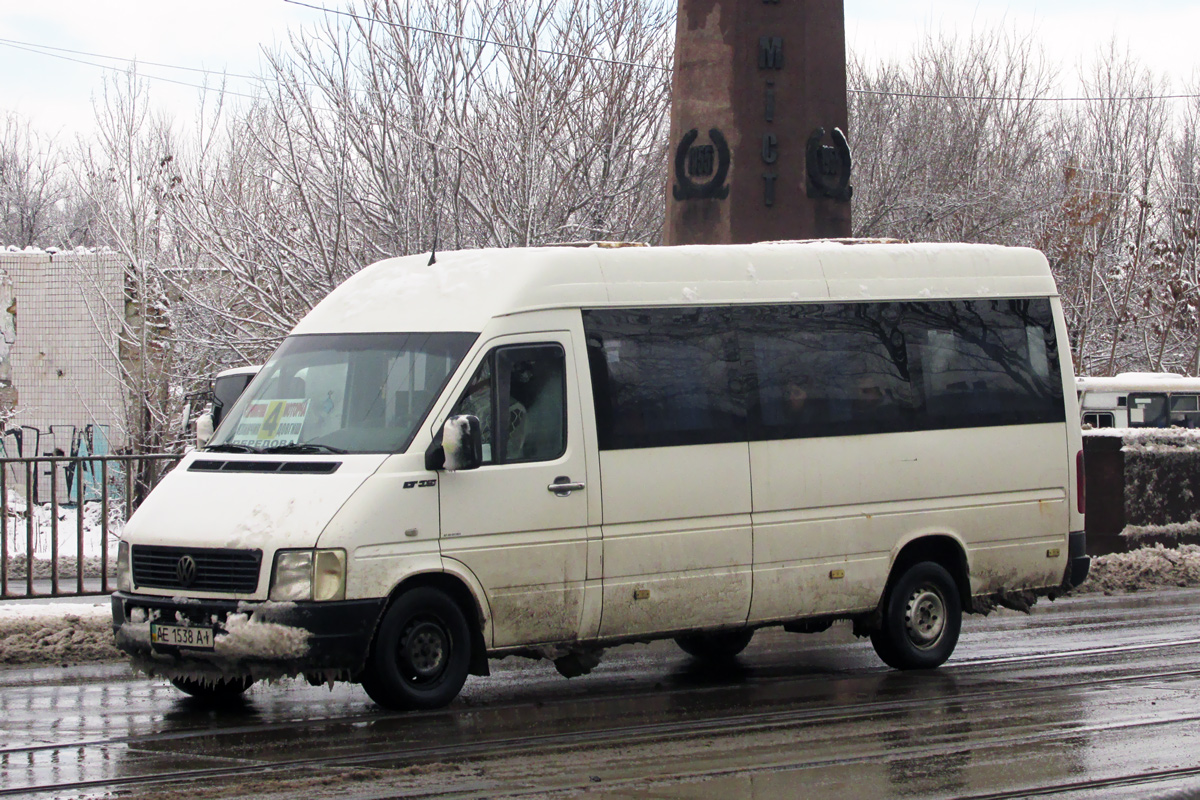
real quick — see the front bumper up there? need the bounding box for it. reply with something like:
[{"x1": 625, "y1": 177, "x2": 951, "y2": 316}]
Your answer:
[
  {"x1": 111, "y1": 592, "x2": 386, "y2": 678},
  {"x1": 1066, "y1": 530, "x2": 1090, "y2": 588}
]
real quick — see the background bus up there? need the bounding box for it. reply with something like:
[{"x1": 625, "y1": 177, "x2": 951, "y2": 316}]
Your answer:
[{"x1": 1076, "y1": 373, "x2": 1200, "y2": 429}]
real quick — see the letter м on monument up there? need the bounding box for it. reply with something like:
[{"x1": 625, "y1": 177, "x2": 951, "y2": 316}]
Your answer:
[{"x1": 759, "y1": 37, "x2": 783, "y2": 70}]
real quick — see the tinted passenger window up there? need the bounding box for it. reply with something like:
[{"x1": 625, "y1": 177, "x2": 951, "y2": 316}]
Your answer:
[
  {"x1": 584, "y1": 308, "x2": 745, "y2": 449},
  {"x1": 742, "y1": 303, "x2": 918, "y2": 438},
  {"x1": 903, "y1": 299, "x2": 1063, "y2": 429},
  {"x1": 583, "y1": 298, "x2": 1064, "y2": 450}
]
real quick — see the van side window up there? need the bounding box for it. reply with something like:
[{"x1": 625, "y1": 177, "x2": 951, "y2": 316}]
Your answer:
[
  {"x1": 584, "y1": 298, "x2": 1063, "y2": 450},
  {"x1": 742, "y1": 303, "x2": 917, "y2": 438},
  {"x1": 905, "y1": 299, "x2": 1063, "y2": 428},
  {"x1": 583, "y1": 308, "x2": 746, "y2": 450},
  {"x1": 741, "y1": 299, "x2": 1062, "y2": 440},
  {"x1": 451, "y1": 344, "x2": 566, "y2": 464}
]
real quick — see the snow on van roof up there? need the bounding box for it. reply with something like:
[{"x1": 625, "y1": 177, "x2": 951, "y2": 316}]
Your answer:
[{"x1": 292, "y1": 241, "x2": 1058, "y2": 335}]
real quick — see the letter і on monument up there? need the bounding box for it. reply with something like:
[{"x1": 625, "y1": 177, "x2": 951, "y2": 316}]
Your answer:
[{"x1": 664, "y1": 0, "x2": 852, "y2": 245}]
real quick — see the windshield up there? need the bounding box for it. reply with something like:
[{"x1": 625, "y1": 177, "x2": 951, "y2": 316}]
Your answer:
[{"x1": 208, "y1": 332, "x2": 476, "y2": 454}]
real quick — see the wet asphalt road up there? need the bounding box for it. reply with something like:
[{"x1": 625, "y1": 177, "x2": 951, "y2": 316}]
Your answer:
[{"x1": 4, "y1": 589, "x2": 1200, "y2": 800}]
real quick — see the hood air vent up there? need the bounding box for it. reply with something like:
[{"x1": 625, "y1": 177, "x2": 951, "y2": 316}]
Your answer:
[{"x1": 189, "y1": 460, "x2": 341, "y2": 474}]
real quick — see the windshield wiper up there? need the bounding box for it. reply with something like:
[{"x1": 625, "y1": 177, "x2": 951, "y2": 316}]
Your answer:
[
  {"x1": 260, "y1": 443, "x2": 349, "y2": 455},
  {"x1": 205, "y1": 443, "x2": 261, "y2": 453}
]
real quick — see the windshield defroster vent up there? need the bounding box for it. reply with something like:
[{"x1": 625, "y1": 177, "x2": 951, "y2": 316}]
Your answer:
[{"x1": 189, "y1": 460, "x2": 341, "y2": 474}]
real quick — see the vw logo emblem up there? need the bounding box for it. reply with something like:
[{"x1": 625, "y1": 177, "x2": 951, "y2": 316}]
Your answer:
[{"x1": 176, "y1": 555, "x2": 198, "y2": 588}]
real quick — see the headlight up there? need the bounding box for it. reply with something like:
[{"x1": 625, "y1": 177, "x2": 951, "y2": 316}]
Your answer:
[
  {"x1": 270, "y1": 549, "x2": 345, "y2": 602},
  {"x1": 117, "y1": 541, "x2": 132, "y2": 592},
  {"x1": 313, "y1": 549, "x2": 347, "y2": 602}
]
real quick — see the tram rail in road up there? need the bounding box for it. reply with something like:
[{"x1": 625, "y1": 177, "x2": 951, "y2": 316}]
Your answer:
[{"x1": 3, "y1": 590, "x2": 1200, "y2": 799}]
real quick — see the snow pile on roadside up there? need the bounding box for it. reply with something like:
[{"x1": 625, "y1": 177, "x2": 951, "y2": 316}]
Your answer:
[
  {"x1": 1078, "y1": 544, "x2": 1200, "y2": 595},
  {"x1": 0, "y1": 602, "x2": 119, "y2": 665}
]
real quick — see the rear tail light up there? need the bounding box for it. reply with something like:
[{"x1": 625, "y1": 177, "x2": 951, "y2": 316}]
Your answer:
[{"x1": 1076, "y1": 450, "x2": 1086, "y2": 515}]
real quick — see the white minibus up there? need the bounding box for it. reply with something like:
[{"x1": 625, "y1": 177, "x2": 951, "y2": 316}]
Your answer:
[
  {"x1": 112, "y1": 241, "x2": 1089, "y2": 709},
  {"x1": 1076, "y1": 373, "x2": 1200, "y2": 429}
]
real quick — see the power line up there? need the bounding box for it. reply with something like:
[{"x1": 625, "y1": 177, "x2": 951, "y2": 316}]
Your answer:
[
  {"x1": 1063, "y1": 165, "x2": 1200, "y2": 196},
  {"x1": 0, "y1": 40, "x2": 264, "y2": 102},
  {"x1": 284, "y1": 0, "x2": 1200, "y2": 103},
  {"x1": 6, "y1": 11, "x2": 1197, "y2": 216},
  {"x1": 282, "y1": 0, "x2": 673, "y2": 73},
  {"x1": 0, "y1": 37, "x2": 263, "y2": 83},
  {"x1": 850, "y1": 87, "x2": 1200, "y2": 103},
  {"x1": 0, "y1": 38, "x2": 342, "y2": 114},
  {"x1": 2, "y1": 13, "x2": 1199, "y2": 110}
]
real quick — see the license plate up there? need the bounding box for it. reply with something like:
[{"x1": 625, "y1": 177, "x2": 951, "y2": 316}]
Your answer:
[{"x1": 150, "y1": 623, "x2": 215, "y2": 650}]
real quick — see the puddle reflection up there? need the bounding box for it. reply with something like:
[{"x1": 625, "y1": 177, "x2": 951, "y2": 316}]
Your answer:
[
  {"x1": 875, "y1": 671, "x2": 1089, "y2": 799},
  {"x1": 0, "y1": 639, "x2": 1102, "y2": 798}
]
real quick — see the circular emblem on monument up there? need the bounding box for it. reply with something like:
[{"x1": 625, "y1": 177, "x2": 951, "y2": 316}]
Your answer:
[
  {"x1": 673, "y1": 128, "x2": 731, "y2": 201},
  {"x1": 805, "y1": 126, "x2": 853, "y2": 202}
]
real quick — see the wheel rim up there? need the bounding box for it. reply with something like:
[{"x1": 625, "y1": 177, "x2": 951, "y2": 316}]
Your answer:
[
  {"x1": 399, "y1": 617, "x2": 450, "y2": 685},
  {"x1": 904, "y1": 585, "x2": 946, "y2": 649}
]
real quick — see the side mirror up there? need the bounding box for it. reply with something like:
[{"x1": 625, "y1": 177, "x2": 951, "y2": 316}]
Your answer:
[
  {"x1": 195, "y1": 412, "x2": 215, "y2": 448},
  {"x1": 179, "y1": 400, "x2": 194, "y2": 436},
  {"x1": 427, "y1": 415, "x2": 483, "y2": 472}
]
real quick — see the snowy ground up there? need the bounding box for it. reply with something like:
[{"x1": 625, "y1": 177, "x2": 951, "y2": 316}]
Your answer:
[
  {"x1": 1, "y1": 547, "x2": 1198, "y2": 669},
  {"x1": 1081, "y1": 543, "x2": 1200, "y2": 594},
  {"x1": 0, "y1": 599, "x2": 118, "y2": 666}
]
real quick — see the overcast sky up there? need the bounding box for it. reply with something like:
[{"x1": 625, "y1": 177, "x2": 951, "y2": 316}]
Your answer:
[{"x1": 2, "y1": 1, "x2": 1198, "y2": 138}]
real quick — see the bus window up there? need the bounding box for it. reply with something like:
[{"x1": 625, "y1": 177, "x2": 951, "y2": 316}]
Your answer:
[
  {"x1": 1082, "y1": 412, "x2": 1115, "y2": 428},
  {"x1": 1128, "y1": 393, "x2": 1169, "y2": 427},
  {"x1": 1170, "y1": 394, "x2": 1200, "y2": 428}
]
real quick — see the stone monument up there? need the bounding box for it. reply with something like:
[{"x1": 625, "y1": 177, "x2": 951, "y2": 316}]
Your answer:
[{"x1": 664, "y1": 0, "x2": 852, "y2": 245}]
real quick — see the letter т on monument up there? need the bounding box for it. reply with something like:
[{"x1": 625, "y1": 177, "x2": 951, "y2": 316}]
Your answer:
[{"x1": 664, "y1": 0, "x2": 852, "y2": 245}]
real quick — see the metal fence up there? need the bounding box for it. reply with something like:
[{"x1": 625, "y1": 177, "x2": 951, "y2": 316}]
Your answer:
[{"x1": 1, "y1": 454, "x2": 180, "y2": 598}]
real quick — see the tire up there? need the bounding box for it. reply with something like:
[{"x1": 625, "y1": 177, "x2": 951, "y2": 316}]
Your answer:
[
  {"x1": 871, "y1": 561, "x2": 962, "y2": 670},
  {"x1": 361, "y1": 587, "x2": 472, "y2": 711},
  {"x1": 170, "y1": 676, "x2": 254, "y2": 702},
  {"x1": 674, "y1": 629, "x2": 755, "y2": 661}
]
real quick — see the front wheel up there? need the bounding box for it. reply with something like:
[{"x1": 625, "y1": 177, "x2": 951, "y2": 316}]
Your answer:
[
  {"x1": 170, "y1": 675, "x2": 254, "y2": 703},
  {"x1": 361, "y1": 587, "x2": 472, "y2": 711},
  {"x1": 871, "y1": 561, "x2": 962, "y2": 670},
  {"x1": 674, "y1": 629, "x2": 755, "y2": 661}
]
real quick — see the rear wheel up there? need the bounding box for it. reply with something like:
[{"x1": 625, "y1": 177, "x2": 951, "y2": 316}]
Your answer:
[
  {"x1": 361, "y1": 587, "x2": 472, "y2": 711},
  {"x1": 871, "y1": 561, "x2": 961, "y2": 670},
  {"x1": 674, "y1": 629, "x2": 754, "y2": 661},
  {"x1": 170, "y1": 676, "x2": 254, "y2": 702}
]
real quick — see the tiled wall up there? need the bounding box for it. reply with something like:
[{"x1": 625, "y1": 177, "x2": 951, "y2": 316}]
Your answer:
[{"x1": 0, "y1": 252, "x2": 127, "y2": 453}]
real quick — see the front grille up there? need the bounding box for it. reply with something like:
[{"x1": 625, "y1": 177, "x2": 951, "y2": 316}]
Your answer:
[{"x1": 132, "y1": 545, "x2": 262, "y2": 593}]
